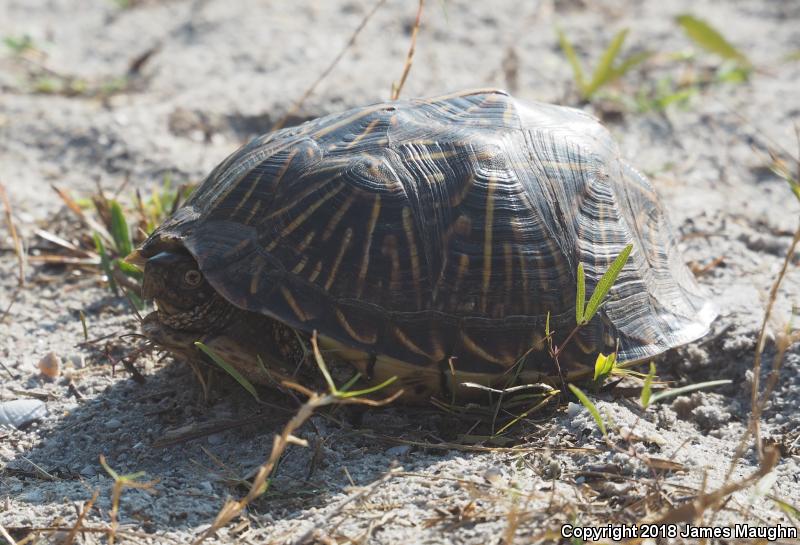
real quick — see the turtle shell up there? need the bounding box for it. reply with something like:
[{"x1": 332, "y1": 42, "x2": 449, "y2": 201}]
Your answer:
[{"x1": 139, "y1": 89, "x2": 716, "y2": 379}]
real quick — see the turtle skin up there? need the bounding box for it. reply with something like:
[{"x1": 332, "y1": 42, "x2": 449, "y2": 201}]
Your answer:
[{"x1": 137, "y1": 89, "x2": 716, "y2": 400}]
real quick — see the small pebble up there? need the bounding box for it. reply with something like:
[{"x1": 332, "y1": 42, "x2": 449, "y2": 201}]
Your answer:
[
  {"x1": 38, "y1": 352, "x2": 61, "y2": 380},
  {"x1": 0, "y1": 399, "x2": 47, "y2": 429},
  {"x1": 104, "y1": 418, "x2": 122, "y2": 430},
  {"x1": 483, "y1": 467, "x2": 503, "y2": 485},
  {"x1": 69, "y1": 353, "x2": 86, "y2": 369},
  {"x1": 386, "y1": 445, "x2": 411, "y2": 457}
]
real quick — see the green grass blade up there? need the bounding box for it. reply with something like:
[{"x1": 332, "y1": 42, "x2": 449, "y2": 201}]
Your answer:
[
  {"x1": 609, "y1": 50, "x2": 651, "y2": 81},
  {"x1": 772, "y1": 498, "x2": 800, "y2": 519},
  {"x1": 109, "y1": 200, "x2": 133, "y2": 257},
  {"x1": 312, "y1": 336, "x2": 338, "y2": 393},
  {"x1": 79, "y1": 310, "x2": 89, "y2": 341},
  {"x1": 556, "y1": 26, "x2": 586, "y2": 94},
  {"x1": 545, "y1": 311, "x2": 551, "y2": 338},
  {"x1": 593, "y1": 352, "x2": 616, "y2": 382},
  {"x1": 116, "y1": 258, "x2": 143, "y2": 280},
  {"x1": 94, "y1": 233, "x2": 118, "y2": 295},
  {"x1": 568, "y1": 384, "x2": 607, "y2": 437},
  {"x1": 336, "y1": 375, "x2": 398, "y2": 398},
  {"x1": 640, "y1": 361, "x2": 656, "y2": 408},
  {"x1": 649, "y1": 379, "x2": 731, "y2": 404},
  {"x1": 585, "y1": 29, "x2": 628, "y2": 96},
  {"x1": 576, "y1": 262, "x2": 586, "y2": 324},
  {"x1": 583, "y1": 243, "x2": 633, "y2": 323},
  {"x1": 676, "y1": 14, "x2": 748, "y2": 64},
  {"x1": 195, "y1": 342, "x2": 261, "y2": 402},
  {"x1": 338, "y1": 373, "x2": 363, "y2": 393}
]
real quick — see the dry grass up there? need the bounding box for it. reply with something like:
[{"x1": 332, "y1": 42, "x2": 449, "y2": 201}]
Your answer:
[
  {"x1": 0, "y1": 182, "x2": 25, "y2": 286},
  {"x1": 191, "y1": 334, "x2": 402, "y2": 545},
  {"x1": 390, "y1": 0, "x2": 424, "y2": 100},
  {"x1": 272, "y1": 0, "x2": 389, "y2": 131}
]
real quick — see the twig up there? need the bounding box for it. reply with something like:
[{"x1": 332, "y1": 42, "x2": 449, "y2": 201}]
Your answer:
[
  {"x1": 2, "y1": 525, "x2": 175, "y2": 542},
  {"x1": 108, "y1": 343, "x2": 149, "y2": 384},
  {"x1": 51, "y1": 184, "x2": 112, "y2": 243},
  {"x1": 390, "y1": 0, "x2": 424, "y2": 100},
  {"x1": 0, "y1": 286, "x2": 20, "y2": 325},
  {"x1": 653, "y1": 446, "x2": 779, "y2": 524},
  {"x1": 63, "y1": 491, "x2": 99, "y2": 545},
  {"x1": 0, "y1": 182, "x2": 25, "y2": 286},
  {"x1": 0, "y1": 524, "x2": 17, "y2": 545},
  {"x1": 750, "y1": 224, "x2": 800, "y2": 458},
  {"x1": 272, "y1": 0, "x2": 388, "y2": 131},
  {"x1": 191, "y1": 336, "x2": 400, "y2": 545}
]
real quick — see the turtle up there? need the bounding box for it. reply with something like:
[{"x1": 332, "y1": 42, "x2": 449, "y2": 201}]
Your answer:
[{"x1": 129, "y1": 89, "x2": 716, "y2": 403}]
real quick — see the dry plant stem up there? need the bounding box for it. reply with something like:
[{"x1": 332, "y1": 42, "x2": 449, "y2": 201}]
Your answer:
[
  {"x1": 64, "y1": 491, "x2": 99, "y2": 545},
  {"x1": 654, "y1": 446, "x2": 779, "y2": 524},
  {"x1": 749, "y1": 223, "x2": 800, "y2": 460},
  {"x1": 0, "y1": 524, "x2": 18, "y2": 545},
  {"x1": 192, "y1": 354, "x2": 400, "y2": 545},
  {"x1": 8, "y1": 526, "x2": 175, "y2": 544},
  {"x1": 272, "y1": 0, "x2": 387, "y2": 131},
  {"x1": 0, "y1": 286, "x2": 21, "y2": 325},
  {"x1": 390, "y1": 0, "x2": 424, "y2": 100},
  {"x1": 0, "y1": 182, "x2": 25, "y2": 286},
  {"x1": 191, "y1": 391, "x2": 342, "y2": 545},
  {"x1": 51, "y1": 184, "x2": 112, "y2": 242}
]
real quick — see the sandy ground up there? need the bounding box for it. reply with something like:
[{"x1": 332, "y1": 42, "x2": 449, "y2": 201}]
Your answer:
[{"x1": 1, "y1": 0, "x2": 799, "y2": 543}]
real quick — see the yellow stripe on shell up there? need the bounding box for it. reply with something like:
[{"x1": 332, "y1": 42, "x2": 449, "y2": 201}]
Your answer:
[
  {"x1": 401, "y1": 207, "x2": 422, "y2": 308},
  {"x1": 280, "y1": 286, "x2": 309, "y2": 322},
  {"x1": 480, "y1": 176, "x2": 496, "y2": 314},
  {"x1": 322, "y1": 192, "x2": 356, "y2": 241},
  {"x1": 267, "y1": 184, "x2": 345, "y2": 251},
  {"x1": 309, "y1": 261, "x2": 323, "y2": 283},
  {"x1": 345, "y1": 118, "x2": 381, "y2": 150},
  {"x1": 459, "y1": 330, "x2": 514, "y2": 366},
  {"x1": 325, "y1": 227, "x2": 353, "y2": 291},
  {"x1": 392, "y1": 326, "x2": 433, "y2": 359},
  {"x1": 356, "y1": 195, "x2": 381, "y2": 298},
  {"x1": 335, "y1": 308, "x2": 377, "y2": 345},
  {"x1": 232, "y1": 148, "x2": 298, "y2": 216}
]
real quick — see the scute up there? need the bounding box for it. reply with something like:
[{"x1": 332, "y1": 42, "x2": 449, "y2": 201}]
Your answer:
[{"x1": 140, "y1": 89, "x2": 716, "y2": 375}]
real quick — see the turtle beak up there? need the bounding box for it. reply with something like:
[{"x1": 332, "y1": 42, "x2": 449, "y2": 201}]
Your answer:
[
  {"x1": 124, "y1": 249, "x2": 148, "y2": 269},
  {"x1": 140, "y1": 252, "x2": 172, "y2": 300}
]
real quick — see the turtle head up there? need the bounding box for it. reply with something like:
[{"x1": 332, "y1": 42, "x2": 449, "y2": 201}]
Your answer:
[
  {"x1": 140, "y1": 250, "x2": 233, "y2": 334},
  {"x1": 142, "y1": 251, "x2": 213, "y2": 311}
]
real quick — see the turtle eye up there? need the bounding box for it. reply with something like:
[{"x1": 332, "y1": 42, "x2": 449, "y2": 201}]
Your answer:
[{"x1": 183, "y1": 269, "x2": 203, "y2": 287}]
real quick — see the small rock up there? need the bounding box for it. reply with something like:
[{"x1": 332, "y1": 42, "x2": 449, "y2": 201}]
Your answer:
[
  {"x1": 37, "y1": 352, "x2": 61, "y2": 380},
  {"x1": 0, "y1": 399, "x2": 48, "y2": 429},
  {"x1": 483, "y1": 467, "x2": 503, "y2": 485},
  {"x1": 385, "y1": 445, "x2": 411, "y2": 457},
  {"x1": 104, "y1": 418, "x2": 123, "y2": 430},
  {"x1": 80, "y1": 465, "x2": 97, "y2": 477},
  {"x1": 68, "y1": 353, "x2": 86, "y2": 369},
  {"x1": 542, "y1": 459, "x2": 561, "y2": 480}
]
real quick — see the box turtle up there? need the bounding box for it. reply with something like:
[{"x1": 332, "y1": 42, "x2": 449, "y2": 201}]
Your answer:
[{"x1": 130, "y1": 89, "x2": 716, "y2": 402}]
